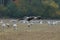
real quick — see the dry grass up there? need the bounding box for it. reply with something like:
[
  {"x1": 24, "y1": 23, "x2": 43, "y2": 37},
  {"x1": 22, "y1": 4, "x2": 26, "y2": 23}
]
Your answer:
[{"x1": 0, "y1": 23, "x2": 60, "y2": 40}]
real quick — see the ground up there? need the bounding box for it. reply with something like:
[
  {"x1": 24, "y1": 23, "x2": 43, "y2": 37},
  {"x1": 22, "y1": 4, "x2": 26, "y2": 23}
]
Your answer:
[{"x1": 0, "y1": 23, "x2": 60, "y2": 40}]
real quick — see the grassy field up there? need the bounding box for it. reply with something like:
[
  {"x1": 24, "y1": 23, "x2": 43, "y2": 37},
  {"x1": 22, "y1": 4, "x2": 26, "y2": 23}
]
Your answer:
[{"x1": 0, "y1": 23, "x2": 60, "y2": 40}]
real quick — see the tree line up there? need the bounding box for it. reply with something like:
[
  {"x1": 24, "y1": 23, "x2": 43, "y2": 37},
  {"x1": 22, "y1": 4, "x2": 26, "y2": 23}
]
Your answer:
[{"x1": 0, "y1": 0, "x2": 60, "y2": 19}]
